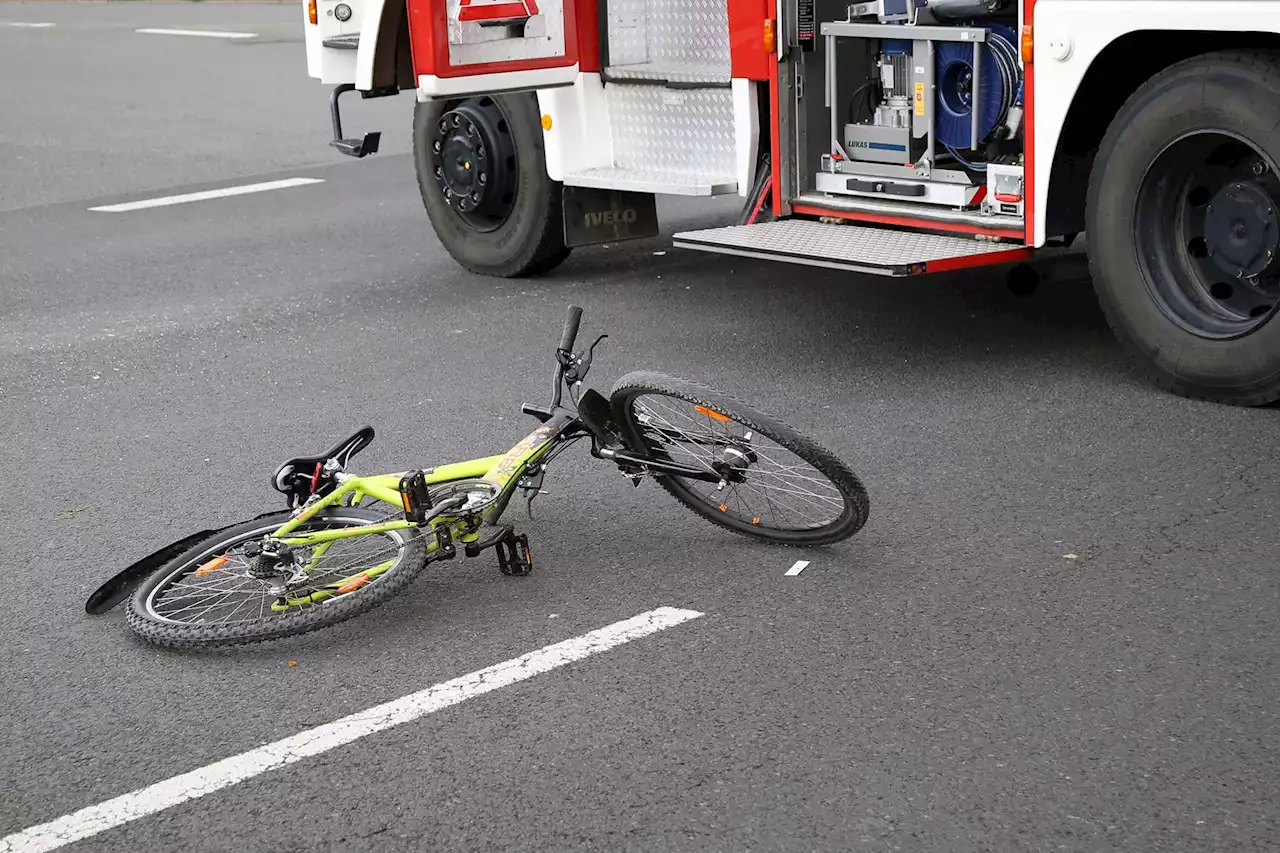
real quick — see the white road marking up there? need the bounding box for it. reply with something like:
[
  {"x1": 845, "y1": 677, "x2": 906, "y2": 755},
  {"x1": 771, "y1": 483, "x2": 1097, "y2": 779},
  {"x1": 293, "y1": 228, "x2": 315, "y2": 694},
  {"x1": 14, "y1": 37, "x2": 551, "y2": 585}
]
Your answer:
[
  {"x1": 784, "y1": 560, "x2": 810, "y2": 576},
  {"x1": 135, "y1": 27, "x2": 257, "y2": 39},
  {"x1": 88, "y1": 178, "x2": 324, "y2": 213},
  {"x1": 4, "y1": 22, "x2": 56, "y2": 27},
  {"x1": 0, "y1": 606, "x2": 703, "y2": 853}
]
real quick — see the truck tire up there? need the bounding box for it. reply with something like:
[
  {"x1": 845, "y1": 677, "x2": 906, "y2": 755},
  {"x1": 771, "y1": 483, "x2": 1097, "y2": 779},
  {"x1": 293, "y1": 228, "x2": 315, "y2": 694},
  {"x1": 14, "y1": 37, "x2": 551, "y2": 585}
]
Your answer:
[
  {"x1": 1086, "y1": 49, "x2": 1280, "y2": 406},
  {"x1": 413, "y1": 92, "x2": 571, "y2": 278}
]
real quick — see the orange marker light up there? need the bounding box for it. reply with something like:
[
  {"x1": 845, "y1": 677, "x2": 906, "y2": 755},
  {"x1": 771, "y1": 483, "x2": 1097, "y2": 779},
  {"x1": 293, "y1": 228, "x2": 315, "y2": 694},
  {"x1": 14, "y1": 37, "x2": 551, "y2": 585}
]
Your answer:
[
  {"x1": 541, "y1": 114, "x2": 553, "y2": 131},
  {"x1": 763, "y1": 18, "x2": 777, "y2": 55},
  {"x1": 1021, "y1": 25, "x2": 1033, "y2": 63},
  {"x1": 308, "y1": 0, "x2": 318, "y2": 25}
]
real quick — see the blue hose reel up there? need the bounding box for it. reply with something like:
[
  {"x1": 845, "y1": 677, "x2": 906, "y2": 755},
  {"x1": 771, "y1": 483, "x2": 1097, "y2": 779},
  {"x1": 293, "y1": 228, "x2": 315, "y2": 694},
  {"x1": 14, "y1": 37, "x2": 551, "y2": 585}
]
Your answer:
[{"x1": 933, "y1": 23, "x2": 1020, "y2": 152}]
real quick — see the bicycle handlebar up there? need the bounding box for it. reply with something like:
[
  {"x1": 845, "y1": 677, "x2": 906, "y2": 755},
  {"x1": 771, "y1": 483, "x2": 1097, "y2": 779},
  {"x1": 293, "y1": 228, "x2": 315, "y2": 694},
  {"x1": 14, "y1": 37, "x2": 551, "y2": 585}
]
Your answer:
[{"x1": 559, "y1": 305, "x2": 583, "y2": 353}]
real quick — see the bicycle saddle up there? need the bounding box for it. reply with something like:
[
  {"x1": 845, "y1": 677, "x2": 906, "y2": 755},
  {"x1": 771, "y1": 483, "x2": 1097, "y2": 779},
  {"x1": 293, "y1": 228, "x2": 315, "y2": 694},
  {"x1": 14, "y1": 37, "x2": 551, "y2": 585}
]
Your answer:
[{"x1": 273, "y1": 425, "x2": 375, "y2": 506}]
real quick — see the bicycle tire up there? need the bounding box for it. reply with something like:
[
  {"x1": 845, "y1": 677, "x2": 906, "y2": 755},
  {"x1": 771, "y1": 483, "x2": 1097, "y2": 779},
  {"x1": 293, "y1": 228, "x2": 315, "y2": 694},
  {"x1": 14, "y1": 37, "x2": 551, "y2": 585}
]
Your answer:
[
  {"x1": 125, "y1": 508, "x2": 427, "y2": 649},
  {"x1": 609, "y1": 371, "x2": 870, "y2": 546}
]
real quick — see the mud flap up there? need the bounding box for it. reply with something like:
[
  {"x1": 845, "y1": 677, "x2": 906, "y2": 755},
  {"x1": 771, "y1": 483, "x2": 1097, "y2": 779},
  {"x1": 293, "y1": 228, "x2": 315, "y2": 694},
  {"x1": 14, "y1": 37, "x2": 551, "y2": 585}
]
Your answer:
[
  {"x1": 561, "y1": 186, "x2": 659, "y2": 248},
  {"x1": 84, "y1": 510, "x2": 280, "y2": 615}
]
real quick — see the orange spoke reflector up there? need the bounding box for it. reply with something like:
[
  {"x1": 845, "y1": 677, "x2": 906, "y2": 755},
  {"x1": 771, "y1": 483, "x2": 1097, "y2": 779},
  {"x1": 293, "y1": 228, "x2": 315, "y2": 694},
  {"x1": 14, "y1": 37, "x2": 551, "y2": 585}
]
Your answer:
[
  {"x1": 336, "y1": 572, "x2": 371, "y2": 594},
  {"x1": 752, "y1": 517, "x2": 761, "y2": 525},
  {"x1": 194, "y1": 555, "x2": 229, "y2": 576},
  {"x1": 695, "y1": 405, "x2": 732, "y2": 423},
  {"x1": 720, "y1": 504, "x2": 728, "y2": 512}
]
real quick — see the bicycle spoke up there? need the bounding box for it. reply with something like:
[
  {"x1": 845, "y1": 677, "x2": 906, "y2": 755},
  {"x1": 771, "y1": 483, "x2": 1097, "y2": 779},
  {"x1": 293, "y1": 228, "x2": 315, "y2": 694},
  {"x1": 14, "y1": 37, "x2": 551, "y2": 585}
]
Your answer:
[
  {"x1": 148, "y1": 529, "x2": 407, "y2": 627},
  {"x1": 628, "y1": 394, "x2": 847, "y2": 532}
]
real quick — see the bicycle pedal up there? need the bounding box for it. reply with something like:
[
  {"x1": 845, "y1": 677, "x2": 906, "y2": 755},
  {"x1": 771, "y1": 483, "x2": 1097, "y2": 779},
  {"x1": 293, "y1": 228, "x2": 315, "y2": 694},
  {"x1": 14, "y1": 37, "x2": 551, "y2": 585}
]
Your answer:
[
  {"x1": 463, "y1": 523, "x2": 513, "y2": 558},
  {"x1": 399, "y1": 469, "x2": 432, "y2": 524},
  {"x1": 496, "y1": 533, "x2": 533, "y2": 576}
]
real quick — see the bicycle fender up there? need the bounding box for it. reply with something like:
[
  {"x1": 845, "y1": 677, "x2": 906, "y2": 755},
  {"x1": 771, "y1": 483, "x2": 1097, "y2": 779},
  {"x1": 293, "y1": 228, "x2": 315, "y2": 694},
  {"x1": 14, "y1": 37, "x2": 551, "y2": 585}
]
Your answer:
[{"x1": 83, "y1": 510, "x2": 281, "y2": 615}]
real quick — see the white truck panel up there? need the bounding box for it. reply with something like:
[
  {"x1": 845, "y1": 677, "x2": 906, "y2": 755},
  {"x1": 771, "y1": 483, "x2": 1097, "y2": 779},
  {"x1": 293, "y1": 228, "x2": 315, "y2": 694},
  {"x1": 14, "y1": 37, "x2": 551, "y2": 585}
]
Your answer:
[
  {"x1": 733, "y1": 79, "x2": 760, "y2": 198},
  {"x1": 303, "y1": 0, "x2": 358, "y2": 84},
  {"x1": 1033, "y1": 0, "x2": 1280, "y2": 245},
  {"x1": 536, "y1": 73, "x2": 615, "y2": 182},
  {"x1": 354, "y1": 0, "x2": 390, "y2": 91}
]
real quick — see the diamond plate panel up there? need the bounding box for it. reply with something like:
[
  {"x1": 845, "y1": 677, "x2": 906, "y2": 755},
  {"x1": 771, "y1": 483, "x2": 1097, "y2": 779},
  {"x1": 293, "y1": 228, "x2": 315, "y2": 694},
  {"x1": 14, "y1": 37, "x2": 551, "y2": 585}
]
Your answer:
[
  {"x1": 674, "y1": 220, "x2": 1021, "y2": 266},
  {"x1": 445, "y1": 0, "x2": 566, "y2": 67},
  {"x1": 604, "y1": 60, "x2": 730, "y2": 85},
  {"x1": 605, "y1": 0, "x2": 730, "y2": 79},
  {"x1": 564, "y1": 167, "x2": 737, "y2": 195},
  {"x1": 605, "y1": 86, "x2": 736, "y2": 178}
]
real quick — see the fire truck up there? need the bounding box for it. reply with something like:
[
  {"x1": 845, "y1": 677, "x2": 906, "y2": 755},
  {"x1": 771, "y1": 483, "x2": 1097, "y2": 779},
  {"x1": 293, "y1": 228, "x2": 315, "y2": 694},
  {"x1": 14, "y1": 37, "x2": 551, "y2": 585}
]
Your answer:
[{"x1": 304, "y1": 0, "x2": 1280, "y2": 406}]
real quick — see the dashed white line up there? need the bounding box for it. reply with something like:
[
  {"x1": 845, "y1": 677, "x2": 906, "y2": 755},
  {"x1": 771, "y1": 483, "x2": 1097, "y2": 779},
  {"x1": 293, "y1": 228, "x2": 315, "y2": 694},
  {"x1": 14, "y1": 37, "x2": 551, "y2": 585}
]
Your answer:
[
  {"x1": 784, "y1": 560, "x2": 810, "y2": 576},
  {"x1": 3, "y1": 22, "x2": 56, "y2": 28},
  {"x1": 0, "y1": 606, "x2": 703, "y2": 853},
  {"x1": 135, "y1": 28, "x2": 257, "y2": 39},
  {"x1": 88, "y1": 178, "x2": 324, "y2": 213}
]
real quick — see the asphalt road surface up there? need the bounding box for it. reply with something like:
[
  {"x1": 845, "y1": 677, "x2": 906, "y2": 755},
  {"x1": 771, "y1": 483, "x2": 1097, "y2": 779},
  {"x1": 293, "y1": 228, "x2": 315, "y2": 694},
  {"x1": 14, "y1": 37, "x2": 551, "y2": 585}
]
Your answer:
[{"x1": 3, "y1": 5, "x2": 1279, "y2": 852}]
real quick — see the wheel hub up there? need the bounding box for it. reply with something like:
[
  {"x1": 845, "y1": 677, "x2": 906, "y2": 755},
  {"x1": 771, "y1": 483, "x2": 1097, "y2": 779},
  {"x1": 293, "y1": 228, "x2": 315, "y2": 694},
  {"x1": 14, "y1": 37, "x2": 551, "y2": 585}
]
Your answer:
[
  {"x1": 436, "y1": 114, "x2": 488, "y2": 212},
  {"x1": 429, "y1": 98, "x2": 518, "y2": 230},
  {"x1": 1203, "y1": 181, "x2": 1279, "y2": 278},
  {"x1": 1135, "y1": 130, "x2": 1280, "y2": 339}
]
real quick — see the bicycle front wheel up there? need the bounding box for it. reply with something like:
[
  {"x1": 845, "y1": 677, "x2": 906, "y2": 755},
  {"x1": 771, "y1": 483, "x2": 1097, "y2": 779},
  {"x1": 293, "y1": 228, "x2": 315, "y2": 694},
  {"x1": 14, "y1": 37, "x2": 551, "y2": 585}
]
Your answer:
[
  {"x1": 125, "y1": 508, "x2": 427, "y2": 649},
  {"x1": 609, "y1": 371, "x2": 870, "y2": 546}
]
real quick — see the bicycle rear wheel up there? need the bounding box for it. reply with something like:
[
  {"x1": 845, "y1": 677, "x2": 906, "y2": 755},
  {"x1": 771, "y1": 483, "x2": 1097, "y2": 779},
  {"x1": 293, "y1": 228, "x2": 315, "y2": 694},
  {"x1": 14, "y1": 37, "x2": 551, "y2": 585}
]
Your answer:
[
  {"x1": 125, "y1": 508, "x2": 427, "y2": 649},
  {"x1": 609, "y1": 371, "x2": 870, "y2": 546}
]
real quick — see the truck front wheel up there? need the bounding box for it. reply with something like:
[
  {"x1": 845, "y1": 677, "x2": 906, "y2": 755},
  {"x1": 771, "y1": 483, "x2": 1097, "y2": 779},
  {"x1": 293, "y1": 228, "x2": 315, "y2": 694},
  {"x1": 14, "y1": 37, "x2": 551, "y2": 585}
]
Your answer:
[
  {"x1": 1086, "y1": 50, "x2": 1280, "y2": 405},
  {"x1": 413, "y1": 92, "x2": 570, "y2": 278}
]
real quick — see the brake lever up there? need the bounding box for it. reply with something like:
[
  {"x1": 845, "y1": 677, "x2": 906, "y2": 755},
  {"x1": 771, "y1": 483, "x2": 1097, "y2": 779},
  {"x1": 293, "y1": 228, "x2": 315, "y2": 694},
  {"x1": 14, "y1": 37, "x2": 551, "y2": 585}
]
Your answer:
[{"x1": 567, "y1": 334, "x2": 609, "y2": 384}]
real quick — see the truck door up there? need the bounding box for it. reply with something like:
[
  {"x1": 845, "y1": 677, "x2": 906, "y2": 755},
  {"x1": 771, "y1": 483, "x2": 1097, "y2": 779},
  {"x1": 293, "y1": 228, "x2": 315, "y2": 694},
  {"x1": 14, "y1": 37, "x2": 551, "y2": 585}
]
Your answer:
[{"x1": 409, "y1": 0, "x2": 582, "y2": 98}]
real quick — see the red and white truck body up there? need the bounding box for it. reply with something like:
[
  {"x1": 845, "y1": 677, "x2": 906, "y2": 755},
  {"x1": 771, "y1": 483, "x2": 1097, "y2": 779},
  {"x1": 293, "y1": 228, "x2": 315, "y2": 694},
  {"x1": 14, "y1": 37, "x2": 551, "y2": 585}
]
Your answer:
[{"x1": 303, "y1": 0, "x2": 1280, "y2": 406}]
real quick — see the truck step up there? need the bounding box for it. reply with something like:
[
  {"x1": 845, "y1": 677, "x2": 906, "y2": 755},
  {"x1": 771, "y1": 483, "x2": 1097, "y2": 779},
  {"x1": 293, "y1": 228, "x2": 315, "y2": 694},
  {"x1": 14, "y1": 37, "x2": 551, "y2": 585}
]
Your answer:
[
  {"x1": 565, "y1": 84, "x2": 738, "y2": 197},
  {"x1": 671, "y1": 220, "x2": 1031, "y2": 276},
  {"x1": 564, "y1": 167, "x2": 736, "y2": 197},
  {"x1": 604, "y1": 60, "x2": 731, "y2": 86},
  {"x1": 322, "y1": 33, "x2": 360, "y2": 49}
]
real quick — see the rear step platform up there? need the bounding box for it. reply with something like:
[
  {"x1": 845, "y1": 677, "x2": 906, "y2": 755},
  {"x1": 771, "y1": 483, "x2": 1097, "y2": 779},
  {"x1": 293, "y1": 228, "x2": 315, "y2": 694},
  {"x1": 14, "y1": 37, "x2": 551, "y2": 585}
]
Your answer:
[
  {"x1": 672, "y1": 220, "x2": 1031, "y2": 276},
  {"x1": 564, "y1": 167, "x2": 736, "y2": 197}
]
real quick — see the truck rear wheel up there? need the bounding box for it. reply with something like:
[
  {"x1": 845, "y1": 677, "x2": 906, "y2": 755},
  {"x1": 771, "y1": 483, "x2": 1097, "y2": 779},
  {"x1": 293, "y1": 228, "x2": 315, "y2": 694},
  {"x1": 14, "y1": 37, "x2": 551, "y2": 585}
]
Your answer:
[
  {"x1": 1086, "y1": 49, "x2": 1280, "y2": 406},
  {"x1": 413, "y1": 92, "x2": 570, "y2": 278}
]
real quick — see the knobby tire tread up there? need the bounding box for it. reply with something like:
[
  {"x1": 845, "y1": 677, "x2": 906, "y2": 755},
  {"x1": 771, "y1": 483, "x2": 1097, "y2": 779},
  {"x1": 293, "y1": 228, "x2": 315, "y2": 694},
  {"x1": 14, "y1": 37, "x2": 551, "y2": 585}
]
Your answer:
[
  {"x1": 1086, "y1": 47, "x2": 1280, "y2": 406},
  {"x1": 608, "y1": 370, "x2": 870, "y2": 547},
  {"x1": 124, "y1": 508, "x2": 428, "y2": 650}
]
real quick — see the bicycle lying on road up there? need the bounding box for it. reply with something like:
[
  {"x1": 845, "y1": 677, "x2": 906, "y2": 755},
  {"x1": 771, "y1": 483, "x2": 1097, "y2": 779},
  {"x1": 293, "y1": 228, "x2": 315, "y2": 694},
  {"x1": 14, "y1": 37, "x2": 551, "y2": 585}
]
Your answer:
[{"x1": 86, "y1": 306, "x2": 871, "y2": 648}]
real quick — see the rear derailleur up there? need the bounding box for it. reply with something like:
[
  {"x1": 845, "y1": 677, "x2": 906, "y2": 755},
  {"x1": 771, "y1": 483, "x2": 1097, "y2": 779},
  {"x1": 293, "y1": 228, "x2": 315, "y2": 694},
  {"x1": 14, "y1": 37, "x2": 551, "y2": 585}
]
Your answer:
[{"x1": 244, "y1": 540, "x2": 306, "y2": 594}]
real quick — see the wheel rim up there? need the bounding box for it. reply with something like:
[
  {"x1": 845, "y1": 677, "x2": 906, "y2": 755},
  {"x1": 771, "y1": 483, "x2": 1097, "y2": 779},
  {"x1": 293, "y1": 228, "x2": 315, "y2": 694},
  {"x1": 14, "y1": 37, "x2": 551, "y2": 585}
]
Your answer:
[
  {"x1": 622, "y1": 392, "x2": 853, "y2": 534},
  {"x1": 142, "y1": 518, "x2": 410, "y2": 627},
  {"x1": 429, "y1": 97, "x2": 519, "y2": 232},
  {"x1": 1134, "y1": 129, "x2": 1280, "y2": 339}
]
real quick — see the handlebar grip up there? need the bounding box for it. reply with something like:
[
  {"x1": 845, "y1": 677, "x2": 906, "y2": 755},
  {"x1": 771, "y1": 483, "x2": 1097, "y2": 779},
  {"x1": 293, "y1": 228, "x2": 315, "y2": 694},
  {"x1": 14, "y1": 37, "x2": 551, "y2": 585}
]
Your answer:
[{"x1": 559, "y1": 305, "x2": 583, "y2": 352}]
